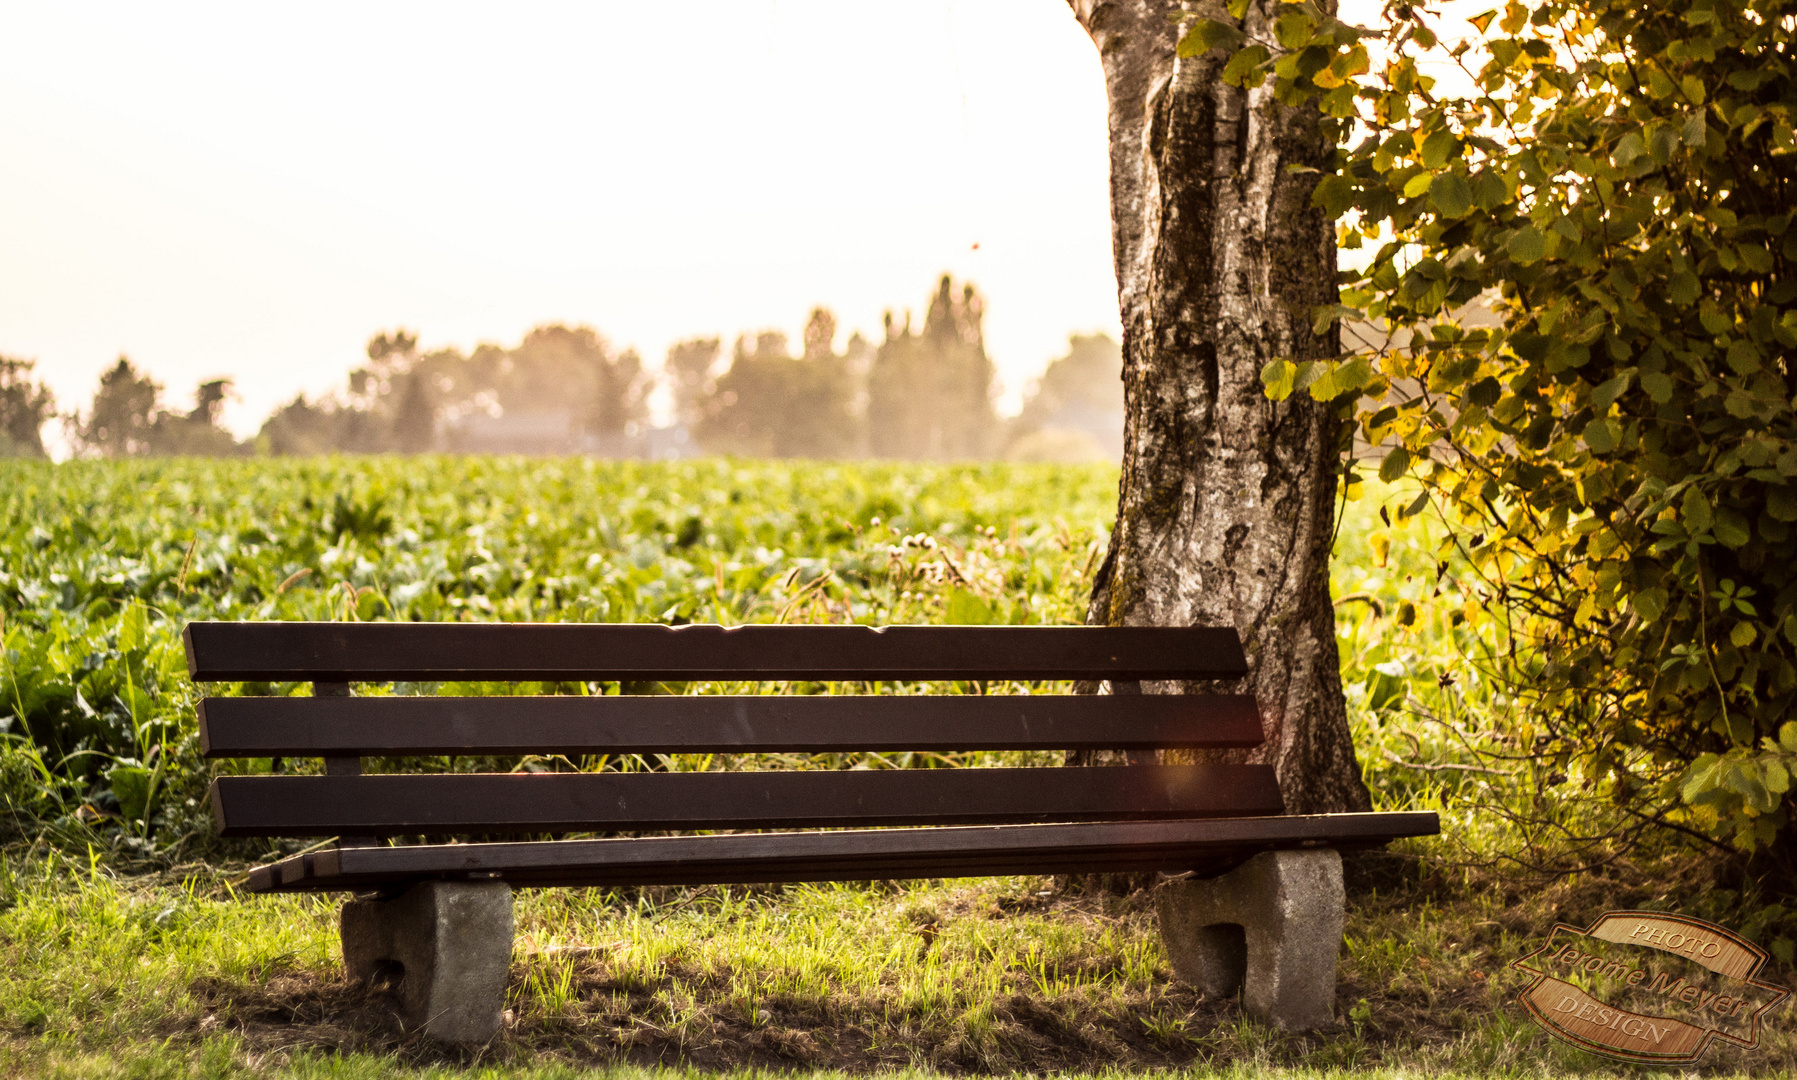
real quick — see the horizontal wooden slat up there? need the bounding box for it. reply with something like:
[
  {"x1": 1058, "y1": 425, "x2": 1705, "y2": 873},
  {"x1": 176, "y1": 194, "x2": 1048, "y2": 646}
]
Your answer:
[
  {"x1": 241, "y1": 812, "x2": 1442, "y2": 892},
  {"x1": 209, "y1": 764, "x2": 1281, "y2": 837},
  {"x1": 182, "y1": 622, "x2": 1247, "y2": 683},
  {"x1": 198, "y1": 693, "x2": 1264, "y2": 757}
]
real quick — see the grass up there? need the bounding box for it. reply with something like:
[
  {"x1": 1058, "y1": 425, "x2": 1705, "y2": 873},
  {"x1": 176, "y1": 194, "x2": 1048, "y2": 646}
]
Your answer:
[{"x1": 0, "y1": 840, "x2": 1793, "y2": 1077}]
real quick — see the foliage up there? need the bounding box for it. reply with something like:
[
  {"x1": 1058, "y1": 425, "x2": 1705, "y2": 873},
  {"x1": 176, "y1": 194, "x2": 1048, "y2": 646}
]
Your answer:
[
  {"x1": 260, "y1": 326, "x2": 648, "y2": 457},
  {"x1": 248, "y1": 275, "x2": 1016, "y2": 461},
  {"x1": 690, "y1": 311, "x2": 866, "y2": 458},
  {"x1": 1180, "y1": 0, "x2": 1797, "y2": 855},
  {"x1": 0, "y1": 356, "x2": 55, "y2": 459},
  {"x1": 868, "y1": 276, "x2": 1000, "y2": 460},
  {"x1": 72, "y1": 358, "x2": 162, "y2": 458},
  {"x1": 70, "y1": 358, "x2": 243, "y2": 459},
  {"x1": 1005, "y1": 333, "x2": 1124, "y2": 463}
]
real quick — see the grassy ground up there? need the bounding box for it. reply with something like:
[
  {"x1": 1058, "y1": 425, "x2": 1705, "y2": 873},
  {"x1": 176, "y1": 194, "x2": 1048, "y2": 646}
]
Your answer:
[{"x1": 0, "y1": 841, "x2": 1792, "y2": 1078}]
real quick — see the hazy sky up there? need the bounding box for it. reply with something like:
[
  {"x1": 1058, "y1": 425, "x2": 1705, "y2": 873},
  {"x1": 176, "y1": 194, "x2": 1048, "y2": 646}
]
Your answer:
[{"x1": 1, "y1": 1, "x2": 1126, "y2": 439}]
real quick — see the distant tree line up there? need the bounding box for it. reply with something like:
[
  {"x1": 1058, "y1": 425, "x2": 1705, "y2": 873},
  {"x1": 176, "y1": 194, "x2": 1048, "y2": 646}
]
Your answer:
[{"x1": 0, "y1": 275, "x2": 1123, "y2": 462}]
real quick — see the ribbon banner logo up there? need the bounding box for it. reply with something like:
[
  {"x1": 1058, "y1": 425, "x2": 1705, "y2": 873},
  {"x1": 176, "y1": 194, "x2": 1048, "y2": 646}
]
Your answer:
[{"x1": 1513, "y1": 910, "x2": 1789, "y2": 1065}]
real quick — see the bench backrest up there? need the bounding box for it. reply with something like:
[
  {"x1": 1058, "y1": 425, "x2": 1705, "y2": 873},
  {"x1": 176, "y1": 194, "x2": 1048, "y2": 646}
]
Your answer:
[{"x1": 186, "y1": 622, "x2": 1281, "y2": 839}]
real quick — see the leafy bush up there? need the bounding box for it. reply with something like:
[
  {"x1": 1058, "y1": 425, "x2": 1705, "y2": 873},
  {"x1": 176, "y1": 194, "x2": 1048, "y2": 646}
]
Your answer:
[{"x1": 1188, "y1": 0, "x2": 1797, "y2": 851}]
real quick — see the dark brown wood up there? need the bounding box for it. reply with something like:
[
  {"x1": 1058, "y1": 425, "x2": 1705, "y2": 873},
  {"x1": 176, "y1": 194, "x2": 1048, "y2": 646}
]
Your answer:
[
  {"x1": 198, "y1": 693, "x2": 1264, "y2": 757},
  {"x1": 241, "y1": 811, "x2": 1441, "y2": 892},
  {"x1": 182, "y1": 622, "x2": 1248, "y2": 683},
  {"x1": 189, "y1": 617, "x2": 1430, "y2": 898},
  {"x1": 209, "y1": 763, "x2": 1282, "y2": 837},
  {"x1": 312, "y1": 681, "x2": 362, "y2": 779}
]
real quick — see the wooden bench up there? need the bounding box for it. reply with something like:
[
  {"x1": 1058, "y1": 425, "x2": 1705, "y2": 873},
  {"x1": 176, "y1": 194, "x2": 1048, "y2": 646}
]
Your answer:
[{"x1": 186, "y1": 621, "x2": 1437, "y2": 1040}]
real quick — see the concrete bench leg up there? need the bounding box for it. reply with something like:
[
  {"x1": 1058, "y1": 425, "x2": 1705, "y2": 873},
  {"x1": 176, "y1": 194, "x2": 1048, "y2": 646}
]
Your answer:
[
  {"x1": 1154, "y1": 848, "x2": 1343, "y2": 1031},
  {"x1": 341, "y1": 881, "x2": 514, "y2": 1042}
]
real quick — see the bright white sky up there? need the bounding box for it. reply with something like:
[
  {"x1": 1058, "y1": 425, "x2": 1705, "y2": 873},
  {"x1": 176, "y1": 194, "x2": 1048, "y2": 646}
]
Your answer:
[
  {"x1": 1, "y1": 1, "x2": 1130, "y2": 441},
  {"x1": 5, "y1": 0, "x2": 1465, "y2": 449}
]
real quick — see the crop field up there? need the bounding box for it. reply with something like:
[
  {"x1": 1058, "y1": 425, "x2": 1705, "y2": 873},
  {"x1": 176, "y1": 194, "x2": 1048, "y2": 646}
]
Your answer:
[{"x1": 0, "y1": 456, "x2": 1789, "y2": 1077}]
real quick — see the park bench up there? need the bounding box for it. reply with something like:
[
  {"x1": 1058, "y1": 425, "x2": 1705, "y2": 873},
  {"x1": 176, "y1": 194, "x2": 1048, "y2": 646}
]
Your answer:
[{"x1": 185, "y1": 621, "x2": 1437, "y2": 1042}]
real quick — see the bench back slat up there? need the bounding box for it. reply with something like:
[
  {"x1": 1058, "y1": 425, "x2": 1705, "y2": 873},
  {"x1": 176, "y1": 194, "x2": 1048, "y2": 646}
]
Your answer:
[
  {"x1": 198, "y1": 693, "x2": 1264, "y2": 757},
  {"x1": 183, "y1": 622, "x2": 1247, "y2": 683},
  {"x1": 208, "y1": 763, "x2": 1283, "y2": 837}
]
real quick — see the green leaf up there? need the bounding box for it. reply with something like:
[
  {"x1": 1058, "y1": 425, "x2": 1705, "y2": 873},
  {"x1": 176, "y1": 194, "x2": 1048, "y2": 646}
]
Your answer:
[
  {"x1": 1591, "y1": 372, "x2": 1631, "y2": 409},
  {"x1": 1367, "y1": 660, "x2": 1407, "y2": 711},
  {"x1": 1740, "y1": 244, "x2": 1775, "y2": 274},
  {"x1": 1767, "y1": 485, "x2": 1797, "y2": 522},
  {"x1": 1379, "y1": 446, "x2": 1411, "y2": 483},
  {"x1": 1613, "y1": 131, "x2": 1646, "y2": 166},
  {"x1": 1307, "y1": 357, "x2": 1371, "y2": 401},
  {"x1": 1726, "y1": 389, "x2": 1760, "y2": 418},
  {"x1": 1421, "y1": 130, "x2": 1459, "y2": 169},
  {"x1": 945, "y1": 588, "x2": 995, "y2": 625},
  {"x1": 1640, "y1": 370, "x2": 1674, "y2": 403},
  {"x1": 118, "y1": 601, "x2": 148, "y2": 653},
  {"x1": 1272, "y1": 11, "x2": 1315, "y2": 49},
  {"x1": 1780, "y1": 721, "x2": 1797, "y2": 753},
  {"x1": 1714, "y1": 508, "x2": 1751, "y2": 548},
  {"x1": 1177, "y1": 18, "x2": 1247, "y2": 57},
  {"x1": 1262, "y1": 358, "x2": 1297, "y2": 401},
  {"x1": 1429, "y1": 173, "x2": 1472, "y2": 217},
  {"x1": 1683, "y1": 111, "x2": 1708, "y2": 148},
  {"x1": 1731, "y1": 621, "x2": 1758, "y2": 647},
  {"x1": 1292, "y1": 361, "x2": 1324, "y2": 393},
  {"x1": 1313, "y1": 174, "x2": 1354, "y2": 217},
  {"x1": 1727, "y1": 340, "x2": 1762, "y2": 375},
  {"x1": 1472, "y1": 169, "x2": 1508, "y2": 209},
  {"x1": 1220, "y1": 45, "x2": 1270, "y2": 87},
  {"x1": 1468, "y1": 376, "x2": 1501, "y2": 407},
  {"x1": 1583, "y1": 418, "x2": 1617, "y2": 454},
  {"x1": 1683, "y1": 753, "x2": 1723, "y2": 803},
  {"x1": 1682, "y1": 487, "x2": 1714, "y2": 534},
  {"x1": 1766, "y1": 760, "x2": 1790, "y2": 796},
  {"x1": 1403, "y1": 172, "x2": 1434, "y2": 198},
  {"x1": 1668, "y1": 271, "x2": 1701, "y2": 305},
  {"x1": 1636, "y1": 587, "x2": 1669, "y2": 623},
  {"x1": 1508, "y1": 226, "x2": 1546, "y2": 264},
  {"x1": 104, "y1": 764, "x2": 154, "y2": 823}
]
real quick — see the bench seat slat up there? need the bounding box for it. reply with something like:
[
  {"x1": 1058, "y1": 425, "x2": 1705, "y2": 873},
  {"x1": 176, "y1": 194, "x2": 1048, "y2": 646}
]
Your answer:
[
  {"x1": 242, "y1": 812, "x2": 1441, "y2": 892},
  {"x1": 198, "y1": 693, "x2": 1264, "y2": 757},
  {"x1": 210, "y1": 764, "x2": 1282, "y2": 837},
  {"x1": 183, "y1": 622, "x2": 1248, "y2": 683}
]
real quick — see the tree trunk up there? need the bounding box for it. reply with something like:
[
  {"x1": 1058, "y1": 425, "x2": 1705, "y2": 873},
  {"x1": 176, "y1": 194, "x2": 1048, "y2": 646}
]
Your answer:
[{"x1": 1067, "y1": 0, "x2": 1370, "y2": 815}]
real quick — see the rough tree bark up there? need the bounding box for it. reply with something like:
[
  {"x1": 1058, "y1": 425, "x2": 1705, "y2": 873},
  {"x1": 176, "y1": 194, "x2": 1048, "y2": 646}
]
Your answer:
[{"x1": 1067, "y1": 0, "x2": 1370, "y2": 815}]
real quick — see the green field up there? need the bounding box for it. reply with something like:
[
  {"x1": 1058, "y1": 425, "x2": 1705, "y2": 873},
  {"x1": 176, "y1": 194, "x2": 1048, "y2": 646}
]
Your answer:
[{"x1": 0, "y1": 457, "x2": 1788, "y2": 1077}]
